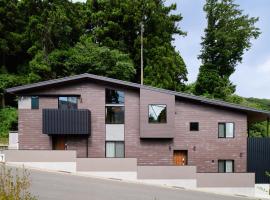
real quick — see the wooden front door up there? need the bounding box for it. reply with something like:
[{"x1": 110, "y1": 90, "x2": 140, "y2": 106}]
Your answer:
[
  {"x1": 52, "y1": 136, "x2": 66, "y2": 150},
  {"x1": 173, "y1": 150, "x2": 188, "y2": 166}
]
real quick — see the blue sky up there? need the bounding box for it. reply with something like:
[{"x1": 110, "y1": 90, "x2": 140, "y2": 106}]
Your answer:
[{"x1": 167, "y1": 0, "x2": 270, "y2": 98}]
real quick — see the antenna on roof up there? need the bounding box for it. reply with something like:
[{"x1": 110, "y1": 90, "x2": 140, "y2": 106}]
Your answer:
[{"x1": 140, "y1": 22, "x2": 144, "y2": 85}]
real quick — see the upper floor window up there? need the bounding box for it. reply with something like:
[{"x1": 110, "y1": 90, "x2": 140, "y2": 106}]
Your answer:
[
  {"x1": 106, "y1": 106, "x2": 124, "y2": 124},
  {"x1": 148, "y1": 104, "x2": 167, "y2": 123},
  {"x1": 31, "y1": 96, "x2": 39, "y2": 109},
  {"x1": 218, "y1": 122, "x2": 234, "y2": 138},
  {"x1": 218, "y1": 160, "x2": 234, "y2": 173},
  {"x1": 106, "y1": 89, "x2": 124, "y2": 104},
  {"x1": 58, "y1": 97, "x2": 78, "y2": 109},
  {"x1": 190, "y1": 122, "x2": 199, "y2": 131}
]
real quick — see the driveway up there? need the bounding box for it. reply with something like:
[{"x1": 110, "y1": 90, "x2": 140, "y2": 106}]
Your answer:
[{"x1": 24, "y1": 168, "x2": 253, "y2": 200}]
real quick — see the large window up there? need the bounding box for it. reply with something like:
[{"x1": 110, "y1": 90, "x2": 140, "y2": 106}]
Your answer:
[
  {"x1": 31, "y1": 96, "x2": 39, "y2": 109},
  {"x1": 218, "y1": 122, "x2": 234, "y2": 138},
  {"x1": 218, "y1": 160, "x2": 234, "y2": 173},
  {"x1": 106, "y1": 89, "x2": 124, "y2": 104},
  {"x1": 106, "y1": 141, "x2": 124, "y2": 158},
  {"x1": 106, "y1": 106, "x2": 124, "y2": 124},
  {"x1": 58, "y1": 97, "x2": 78, "y2": 109},
  {"x1": 148, "y1": 104, "x2": 167, "y2": 123}
]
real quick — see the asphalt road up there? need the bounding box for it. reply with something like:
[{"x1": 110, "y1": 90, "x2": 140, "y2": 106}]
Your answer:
[{"x1": 23, "y1": 168, "x2": 253, "y2": 200}]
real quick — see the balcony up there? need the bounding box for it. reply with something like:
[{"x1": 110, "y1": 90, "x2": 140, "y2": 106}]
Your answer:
[{"x1": 42, "y1": 109, "x2": 91, "y2": 135}]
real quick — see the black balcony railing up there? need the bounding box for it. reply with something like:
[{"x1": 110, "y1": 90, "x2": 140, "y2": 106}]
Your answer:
[{"x1": 42, "y1": 109, "x2": 91, "y2": 135}]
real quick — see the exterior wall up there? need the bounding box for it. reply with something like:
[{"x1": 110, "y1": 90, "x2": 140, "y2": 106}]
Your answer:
[
  {"x1": 18, "y1": 81, "x2": 247, "y2": 171},
  {"x1": 175, "y1": 100, "x2": 247, "y2": 172},
  {"x1": 18, "y1": 97, "x2": 56, "y2": 150},
  {"x1": 125, "y1": 90, "x2": 173, "y2": 165},
  {"x1": 19, "y1": 82, "x2": 106, "y2": 158},
  {"x1": 140, "y1": 88, "x2": 175, "y2": 138}
]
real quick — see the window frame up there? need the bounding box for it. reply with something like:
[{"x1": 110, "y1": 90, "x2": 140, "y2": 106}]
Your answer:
[
  {"x1": 58, "y1": 96, "x2": 78, "y2": 110},
  {"x1": 148, "y1": 104, "x2": 167, "y2": 124},
  {"x1": 190, "y1": 122, "x2": 199, "y2": 131},
  {"x1": 105, "y1": 141, "x2": 125, "y2": 158},
  {"x1": 105, "y1": 88, "x2": 125, "y2": 105},
  {"x1": 218, "y1": 160, "x2": 234, "y2": 173},
  {"x1": 218, "y1": 122, "x2": 235, "y2": 138},
  {"x1": 31, "y1": 96, "x2": 39, "y2": 109}
]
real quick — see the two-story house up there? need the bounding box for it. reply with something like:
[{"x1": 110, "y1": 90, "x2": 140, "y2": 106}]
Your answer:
[{"x1": 6, "y1": 73, "x2": 270, "y2": 173}]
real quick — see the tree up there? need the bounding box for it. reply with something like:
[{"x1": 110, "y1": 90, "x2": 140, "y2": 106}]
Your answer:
[
  {"x1": 195, "y1": 0, "x2": 260, "y2": 99},
  {"x1": 29, "y1": 36, "x2": 136, "y2": 81},
  {"x1": 86, "y1": 0, "x2": 187, "y2": 90}
]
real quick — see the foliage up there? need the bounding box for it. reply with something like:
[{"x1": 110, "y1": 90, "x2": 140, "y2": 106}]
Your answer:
[
  {"x1": 0, "y1": 164, "x2": 37, "y2": 200},
  {"x1": 0, "y1": 107, "x2": 18, "y2": 138},
  {"x1": 29, "y1": 36, "x2": 136, "y2": 81},
  {"x1": 86, "y1": 0, "x2": 187, "y2": 90},
  {"x1": 195, "y1": 0, "x2": 260, "y2": 99}
]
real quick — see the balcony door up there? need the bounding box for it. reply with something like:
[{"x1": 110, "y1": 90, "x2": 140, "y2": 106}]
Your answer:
[
  {"x1": 173, "y1": 150, "x2": 188, "y2": 166},
  {"x1": 52, "y1": 136, "x2": 66, "y2": 150}
]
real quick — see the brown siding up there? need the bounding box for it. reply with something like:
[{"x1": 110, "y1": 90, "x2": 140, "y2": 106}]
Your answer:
[
  {"x1": 18, "y1": 81, "x2": 247, "y2": 172},
  {"x1": 140, "y1": 88, "x2": 175, "y2": 138},
  {"x1": 174, "y1": 100, "x2": 247, "y2": 172}
]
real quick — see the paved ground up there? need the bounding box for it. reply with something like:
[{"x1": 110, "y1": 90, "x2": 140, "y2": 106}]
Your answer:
[{"x1": 18, "y1": 168, "x2": 255, "y2": 200}]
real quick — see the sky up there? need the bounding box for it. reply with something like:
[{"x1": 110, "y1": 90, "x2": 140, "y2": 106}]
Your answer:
[
  {"x1": 74, "y1": 0, "x2": 270, "y2": 98},
  {"x1": 166, "y1": 0, "x2": 270, "y2": 99}
]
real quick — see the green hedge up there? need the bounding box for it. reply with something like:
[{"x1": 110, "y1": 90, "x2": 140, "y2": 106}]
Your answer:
[{"x1": 0, "y1": 107, "x2": 18, "y2": 138}]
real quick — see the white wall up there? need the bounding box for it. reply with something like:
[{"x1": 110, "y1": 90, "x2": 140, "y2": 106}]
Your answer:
[{"x1": 18, "y1": 96, "x2": 31, "y2": 109}]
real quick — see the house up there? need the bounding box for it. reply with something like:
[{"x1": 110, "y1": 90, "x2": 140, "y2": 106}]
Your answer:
[{"x1": 5, "y1": 73, "x2": 270, "y2": 173}]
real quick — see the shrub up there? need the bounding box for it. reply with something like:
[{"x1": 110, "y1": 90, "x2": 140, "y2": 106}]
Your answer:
[
  {"x1": 0, "y1": 164, "x2": 37, "y2": 200},
  {"x1": 0, "y1": 107, "x2": 18, "y2": 138}
]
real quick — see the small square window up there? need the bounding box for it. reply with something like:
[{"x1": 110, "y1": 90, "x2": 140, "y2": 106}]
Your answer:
[
  {"x1": 190, "y1": 122, "x2": 199, "y2": 131},
  {"x1": 106, "y1": 141, "x2": 124, "y2": 158},
  {"x1": 218, "y1": 123, "x2": 234, "y2": 138},
  {"x1": 218, "y1": 160, "x2": 234, "y2": 173},
  {"x1": 148, "y1": 104, "x2": 167, "y2": 123},
  {"x1": 31, "y1": 96, "x2": 39, "y2": 109}
]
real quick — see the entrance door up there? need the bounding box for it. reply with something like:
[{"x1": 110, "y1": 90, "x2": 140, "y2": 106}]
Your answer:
[
  {"x1": 173, "y1": 150, "x2": 188, "y2": 166},
  {"x1": 52, "y1": 136, "x2": 66, "y2": 150}
]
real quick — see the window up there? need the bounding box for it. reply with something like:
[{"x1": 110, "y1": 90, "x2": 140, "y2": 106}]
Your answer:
[
  {"x1": 106, "y1": 141, "x2": 124, "y2": 158},
  {"x1": 190, "y1": 122, "x2": 199, "y2": 131},
  {"x1": 218, "y1": 123, "x2": 234, "y2": 138},
  {"x1": 106, "y1": 89, "x2": 124, "y2": 104},
  {"x1": 148, "y1": 104, "x2": 167, "y2": 123},
  {"x1": 218, "y1": 160, "x2": 234, "y2": 173},
  {"x1": 31, "y1": 96, "x2": 39, "y2": 109},
  {"x1": 58, "y1": 97, "x2": 78, "y2": 109},
  {"x1": 106, "y1": 106, "x2": 124, "y2": 124}
]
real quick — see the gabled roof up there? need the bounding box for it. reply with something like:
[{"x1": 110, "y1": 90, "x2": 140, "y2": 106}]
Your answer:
[{"x1": 5, "y1": 73, "x2": 270, "y2": 121}]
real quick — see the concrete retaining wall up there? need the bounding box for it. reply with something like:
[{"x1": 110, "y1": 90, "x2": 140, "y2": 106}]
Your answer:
[
  {"x1": 3, "y1": 150, "x2": 76, "y2": 172},
  {"x1": 77, "y1": 158, "x2": 137, "y2": 180},
  {"x1": 137, "y1": 166, "x2": 196, "y2": 179},
  {"x1": 77, "y1": 158, "x2": 137, "y2": 171},
  {"x1": 197, "y1": 173, "x2": 255, "y2": 187}
]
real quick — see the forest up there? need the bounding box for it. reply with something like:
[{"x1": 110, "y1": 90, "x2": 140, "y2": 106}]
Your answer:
[{"x1": 0, "y1": 0, "x2": 269, "y2": 142}]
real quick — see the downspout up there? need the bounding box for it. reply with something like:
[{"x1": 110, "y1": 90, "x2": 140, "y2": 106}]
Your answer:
[
  {"x1": 267, "y1": 117, "x2": 269, "y2": 137},
  {"x1": 86, "y1": 136, "x2": 89, "y2": 158}
]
